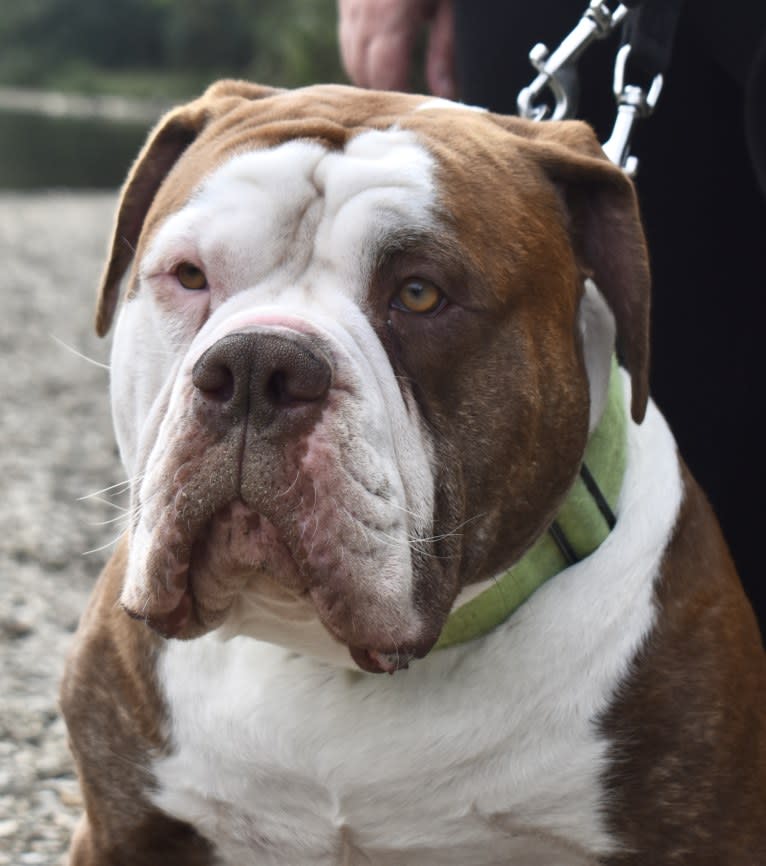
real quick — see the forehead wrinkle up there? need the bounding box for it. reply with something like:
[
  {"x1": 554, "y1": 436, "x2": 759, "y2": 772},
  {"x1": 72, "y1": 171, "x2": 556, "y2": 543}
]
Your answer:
[
  {"x1": 184, "y1": 144, "x2": 329, "y2": 289},
  {"x1": 309, "y1": 131, "x2": 439, "y2": 291},
  {"x1": 318, "y1": 128, "x2": 436, "y2": 211},
  {"x1": 194, "y1": 144, "x2": 325, "y2": 231},
  {"x1": 142, "y1": 129, "x2": 441, "y2": 309},
  {"x1": 195, "y1": 133, "x2": 436, "y2": 256}
]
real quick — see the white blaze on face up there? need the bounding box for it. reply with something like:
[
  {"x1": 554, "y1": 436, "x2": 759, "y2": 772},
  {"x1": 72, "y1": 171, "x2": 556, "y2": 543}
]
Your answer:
[
  {"x1": 414, "y1": 97, "x2": 488, "y2": 114},
  {"x1": 110, "y1": 128, "x2": 442, "y2": 655}
]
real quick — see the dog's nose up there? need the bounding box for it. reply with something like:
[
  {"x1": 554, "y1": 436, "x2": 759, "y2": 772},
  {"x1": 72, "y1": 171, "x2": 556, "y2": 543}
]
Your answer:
[{"x1": 192, "y1": 331, "x2": 332, "y2": 431}]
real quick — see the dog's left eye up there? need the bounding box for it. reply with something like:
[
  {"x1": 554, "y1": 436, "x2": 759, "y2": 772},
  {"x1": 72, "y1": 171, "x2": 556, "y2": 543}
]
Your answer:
[
  {"x1": 175, "y1": 262, "x2": 208, "y2": 291},
  {"x1": 391, "y1": 279, "x2": 445, "y2": 315}
]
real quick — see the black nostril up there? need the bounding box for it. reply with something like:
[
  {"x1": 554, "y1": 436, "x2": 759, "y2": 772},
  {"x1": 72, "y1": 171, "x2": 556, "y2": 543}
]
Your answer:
[
  {"x1": 193, "y1": 360, "x2": 235, "y2": 403},
  {"x1": 265, "y1": 355, "x2": 331, "y2": 406},
  {"x1": 266, "y1": 370, "x2": 289, "y2": 406},
  {"x1": 192, "y1": 330, "x2": 332, "y2": 429}
]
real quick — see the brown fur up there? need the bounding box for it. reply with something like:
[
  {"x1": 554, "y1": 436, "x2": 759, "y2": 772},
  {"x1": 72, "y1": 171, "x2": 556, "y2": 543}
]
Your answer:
[
  {"x1": 60, "y1": 538, "x2": 213, "y2": 864},
  {"x1": 601, "y1": 465, "x2": 766, "y2": 864},
  {"x1": 64, "y1": 81, "x2": 765, "y2": 864},
  {"x1": 93, "y1": 79, "x2": 650, "y2": 604},
  {"x1": 96, "y1": 82, "x2": 649, "y2": 426}
]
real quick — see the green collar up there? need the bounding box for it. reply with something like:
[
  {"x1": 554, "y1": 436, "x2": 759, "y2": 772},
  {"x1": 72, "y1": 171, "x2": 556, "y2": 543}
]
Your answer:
[{"x1": 435, "y1": 360, "x2": 627, "y2": 650}]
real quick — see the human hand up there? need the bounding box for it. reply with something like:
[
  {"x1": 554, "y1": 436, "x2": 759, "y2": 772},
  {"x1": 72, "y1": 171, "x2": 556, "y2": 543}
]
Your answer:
[{"x1": 338, "y1": 0, "x2": 456, "y2": 98}]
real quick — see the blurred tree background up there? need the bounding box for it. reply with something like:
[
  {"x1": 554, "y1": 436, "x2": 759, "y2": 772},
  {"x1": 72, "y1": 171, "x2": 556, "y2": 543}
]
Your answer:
[{"x1": 0, "y1": 0, "x2": 345, "y2": 98}]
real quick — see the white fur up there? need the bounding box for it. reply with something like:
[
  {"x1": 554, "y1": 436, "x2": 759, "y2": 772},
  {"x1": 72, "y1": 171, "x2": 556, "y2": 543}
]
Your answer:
[
  {"x1": 111, "y1": 130, "x2": 684, "y2": 863},
  {"x1": 151, "y1": 373, "x2": 682, "y2": 865},
  {"x1": 578, "y1": 278, "x2": 617, "y2": 433},
  {"x1": 112, "y1": 133, "x2": 440, "y2": 630},
  {"x1": 415, "y1": 97, "x2": 488, "y2": 113}
]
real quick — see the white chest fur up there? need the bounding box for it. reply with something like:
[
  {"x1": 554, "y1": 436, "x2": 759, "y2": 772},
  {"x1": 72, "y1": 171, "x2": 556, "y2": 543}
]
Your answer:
[{"x1": 151, "y1": 385, "x2": 682, "y2": 866}]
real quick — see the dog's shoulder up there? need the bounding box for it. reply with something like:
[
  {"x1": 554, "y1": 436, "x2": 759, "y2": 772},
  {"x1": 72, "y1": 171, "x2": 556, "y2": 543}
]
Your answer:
[
  {"x1": 61, "y1": 537, "x2": 159, "y2": 745},
  {"x1": 61, "y1": 539, "x2": 214, "y2": 865},
  {"x1": 600, "y1": 462, "x2": 766, "y2": 861}
]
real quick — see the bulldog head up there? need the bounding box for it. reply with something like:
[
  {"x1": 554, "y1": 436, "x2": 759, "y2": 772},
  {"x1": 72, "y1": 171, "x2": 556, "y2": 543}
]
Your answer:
[{"x1": 97, "y1": 81, "x2": 649, "y2": 673}]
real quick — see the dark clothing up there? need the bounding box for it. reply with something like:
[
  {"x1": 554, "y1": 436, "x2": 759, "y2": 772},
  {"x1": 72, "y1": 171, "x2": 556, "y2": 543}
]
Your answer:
[{"x1": 454, "y1": 0, "x2": 766, "y2": 632}]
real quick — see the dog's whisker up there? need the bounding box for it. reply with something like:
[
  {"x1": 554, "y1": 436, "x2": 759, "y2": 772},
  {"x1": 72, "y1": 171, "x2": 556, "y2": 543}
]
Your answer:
[
  {"x1": 78, "y1": 474, "x2": 143, "y2": 501},
  {"x1": 276, "y1": 469, "x2": 301, "y2": 497},
  {"x1": 82, "y1": 496, "x2": 132, "y2": 513},
  {"x1": 411, "y1": 512, "x2": 487, "y2": 545},
  {"x1": 383, "y1": 499, "x2": 422, "y2": 520},
  {"x1": 309, "y1": 480, "x2": 318, "y2": 519},
  {"x1": 337, "y1": 505, "x2": 449, "y2": 560},
  {"x1": 89, "y1": 513, "x2": 133, "y2": 528},
  {"x1": 82, "y1": 530, "x2": 126, "y2": 556},
  {"x1": 336, "y1": 501, "x2": 472, "y2": 561},
  {"x1": 50, "y1": 334, "x2": 110, "y2": 370}
]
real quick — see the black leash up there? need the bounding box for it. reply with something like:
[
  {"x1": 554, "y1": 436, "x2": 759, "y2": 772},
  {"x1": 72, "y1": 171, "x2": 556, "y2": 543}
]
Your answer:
[{"x1": 620, "y1": 0, "x2": 684, "y2": 85}]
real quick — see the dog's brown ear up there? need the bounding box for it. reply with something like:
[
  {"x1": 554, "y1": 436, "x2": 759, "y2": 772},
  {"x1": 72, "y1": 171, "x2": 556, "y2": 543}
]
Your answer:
[
  {"x1": 494, "y1": 117, "x2": 651, "y2": 423},
  {"x1": 94, "y1": 103, "x2": 207, "y2": 337},
  {"x1": 95, "y1": 80, "x2": 279, "y2": 337}
]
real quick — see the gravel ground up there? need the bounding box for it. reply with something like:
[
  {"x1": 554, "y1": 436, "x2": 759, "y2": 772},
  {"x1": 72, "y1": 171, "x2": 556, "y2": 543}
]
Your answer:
[{"x1": 0, "y1": 192, "x2": 122, "y2": 865}]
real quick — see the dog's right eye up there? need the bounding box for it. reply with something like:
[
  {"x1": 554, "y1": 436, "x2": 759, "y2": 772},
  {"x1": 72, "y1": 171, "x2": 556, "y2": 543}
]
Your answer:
[{"x1": 175, "y1": 262, "x2": 208, "y2": 291}]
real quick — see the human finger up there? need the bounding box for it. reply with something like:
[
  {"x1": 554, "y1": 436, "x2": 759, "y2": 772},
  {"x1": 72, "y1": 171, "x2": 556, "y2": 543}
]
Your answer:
[{"x1": 425, "y1": 0, "x2": 456, "y2": 99}]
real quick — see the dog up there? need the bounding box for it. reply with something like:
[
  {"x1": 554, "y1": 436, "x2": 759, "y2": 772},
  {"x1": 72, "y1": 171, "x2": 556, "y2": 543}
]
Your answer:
[{"x1": 61, "y1": 80, "x2": 765, "y2": 865}]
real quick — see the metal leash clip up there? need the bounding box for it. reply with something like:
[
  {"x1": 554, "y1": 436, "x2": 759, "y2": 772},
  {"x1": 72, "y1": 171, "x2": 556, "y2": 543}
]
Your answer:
[
  {"x1": 602, "y1": 44, "x2": 664, "y2": 176},
  {"x1": 517, "y1": 0, "x2": 629, "y2": 121}
]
